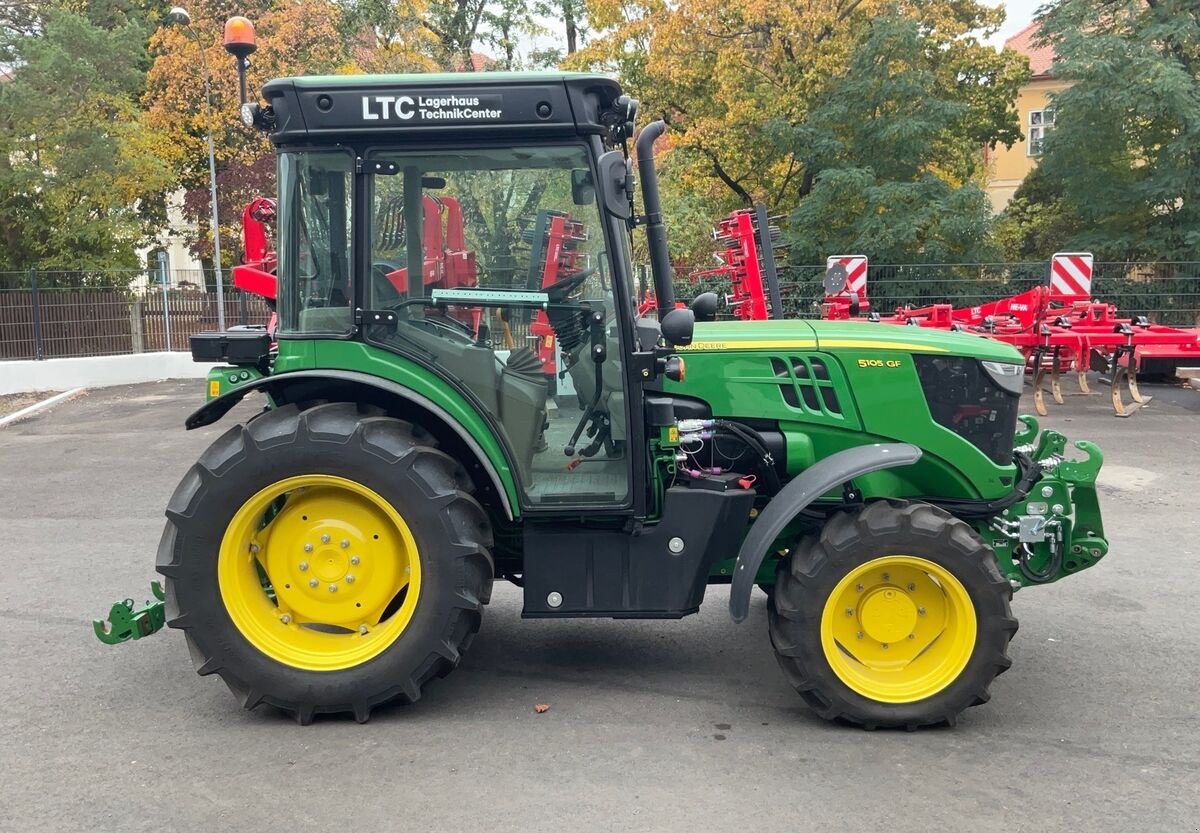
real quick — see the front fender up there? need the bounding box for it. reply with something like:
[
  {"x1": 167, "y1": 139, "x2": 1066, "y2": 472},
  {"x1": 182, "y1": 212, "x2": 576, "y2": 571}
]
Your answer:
[
  {"x1": 184, "y1": 369, "x2": 517, "y2": 520},
  {"x1": 729, "y1": 443, "x2": 922, "y2": 622}
]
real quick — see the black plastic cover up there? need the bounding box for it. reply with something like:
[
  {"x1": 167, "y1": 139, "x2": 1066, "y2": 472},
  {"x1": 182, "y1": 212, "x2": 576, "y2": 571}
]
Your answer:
[
  {"x1": 190, "y1": 330, "x2": 271, "y2": 366},
  {"x1": 522, "y1": 487, "x2": 756, "y2": 618},
  {"x1": 644, "y1": 396, "x2": 676, "y2": 427}
]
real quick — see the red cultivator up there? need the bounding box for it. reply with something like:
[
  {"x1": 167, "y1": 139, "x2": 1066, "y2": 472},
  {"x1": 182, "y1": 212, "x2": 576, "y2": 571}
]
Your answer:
[
  {"x1": 689, "y1": 204, "x2": 786, "y2": 321},
  {"x1": 694, "y1": 208, "x2": 1200, "y2": 417}
]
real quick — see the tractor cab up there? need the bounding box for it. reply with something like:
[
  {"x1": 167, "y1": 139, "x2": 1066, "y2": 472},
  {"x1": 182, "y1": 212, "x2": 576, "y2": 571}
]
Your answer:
[{"x1": 213, "y1": 73, "x2": 690, "y2": 512}]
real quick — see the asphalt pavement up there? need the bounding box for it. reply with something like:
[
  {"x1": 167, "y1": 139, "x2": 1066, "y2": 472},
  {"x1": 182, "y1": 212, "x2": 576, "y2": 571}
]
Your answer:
[{"x1": 1, "y1": 377, "x2": 1197, "y2": 833}]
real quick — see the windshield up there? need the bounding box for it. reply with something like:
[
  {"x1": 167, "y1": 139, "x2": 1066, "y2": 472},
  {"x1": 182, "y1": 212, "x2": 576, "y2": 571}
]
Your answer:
[{"x1": 366, "y1": 144, "x2": 622, "y2": 304}]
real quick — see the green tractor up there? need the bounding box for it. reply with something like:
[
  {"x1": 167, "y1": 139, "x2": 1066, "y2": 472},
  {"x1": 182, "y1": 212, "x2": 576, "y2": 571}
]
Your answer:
[{"x1": 113, "y1": 68, "x2": 1110, "y2": 728}]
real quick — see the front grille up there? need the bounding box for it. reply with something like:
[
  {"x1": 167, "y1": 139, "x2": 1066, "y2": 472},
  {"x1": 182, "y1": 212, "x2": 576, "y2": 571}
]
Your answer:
[
  {"x1": 771, "y1": 356, "x2": 843, "y2": 417},
  {"x1": 914, "y1": 355, "x2": 1018, "y2": 465}
]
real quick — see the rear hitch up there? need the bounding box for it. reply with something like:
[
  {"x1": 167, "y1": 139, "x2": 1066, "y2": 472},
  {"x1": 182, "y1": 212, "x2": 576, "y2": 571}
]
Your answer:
[{"x1": 93, "y1": 581, "x2": 166, "y2": 645}]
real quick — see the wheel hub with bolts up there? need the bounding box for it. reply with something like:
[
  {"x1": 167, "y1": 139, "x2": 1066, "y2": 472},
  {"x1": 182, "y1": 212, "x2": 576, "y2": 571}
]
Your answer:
[
  {"x1": 820, "y1": 555, "x2": 977, "y2": 703},
  {"x1": 260, "y1": 490, "x2": 397, "y2": 627},
  {"x1": 218, "y1": 474, "x2": 422, "y2": 671}
]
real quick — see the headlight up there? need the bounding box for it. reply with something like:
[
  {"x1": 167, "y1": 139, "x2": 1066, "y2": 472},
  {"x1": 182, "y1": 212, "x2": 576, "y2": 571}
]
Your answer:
[
  {"x1": 240, "y1": 102, "x2": 258, "y2": 128},
  {"x1": 981, "y1": 360, "x2": 1024, "y2": 395}
]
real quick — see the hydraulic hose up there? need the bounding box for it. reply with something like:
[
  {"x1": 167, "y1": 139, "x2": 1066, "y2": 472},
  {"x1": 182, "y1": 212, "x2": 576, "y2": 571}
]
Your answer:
[
  {"x1": 927, "y1": 451, "x2": 1042, "y2": 519},
  {"x1": 713, "y1": 419, "x2": 783, "y2": 493}
]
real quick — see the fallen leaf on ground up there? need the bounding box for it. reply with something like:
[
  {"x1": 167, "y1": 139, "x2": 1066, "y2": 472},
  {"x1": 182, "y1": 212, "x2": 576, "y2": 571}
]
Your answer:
[{"x1": 534, "y1": 703, "x2": 550, "y2": 714}]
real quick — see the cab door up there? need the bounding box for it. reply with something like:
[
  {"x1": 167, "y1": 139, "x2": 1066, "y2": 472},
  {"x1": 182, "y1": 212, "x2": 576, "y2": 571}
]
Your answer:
[{"x1": 360, "y1": 143, "x2": 635, "y2": 511}]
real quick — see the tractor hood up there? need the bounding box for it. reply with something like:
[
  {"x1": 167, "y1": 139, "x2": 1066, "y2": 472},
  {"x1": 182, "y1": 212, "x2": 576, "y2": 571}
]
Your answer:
[{"x1": 680, "y1": 319, "x2": 1024, "y2": 363}]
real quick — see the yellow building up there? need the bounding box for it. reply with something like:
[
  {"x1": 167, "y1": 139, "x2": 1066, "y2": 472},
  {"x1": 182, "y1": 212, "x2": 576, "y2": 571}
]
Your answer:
[{"x1": 985, "y1": 22, "x2": 1071, "y2": 212}]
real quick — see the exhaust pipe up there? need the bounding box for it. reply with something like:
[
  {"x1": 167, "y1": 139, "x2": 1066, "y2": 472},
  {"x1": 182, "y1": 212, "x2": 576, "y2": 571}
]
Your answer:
[{"x1": 635, "y1": 120, "x2": 675, "y2": 318}]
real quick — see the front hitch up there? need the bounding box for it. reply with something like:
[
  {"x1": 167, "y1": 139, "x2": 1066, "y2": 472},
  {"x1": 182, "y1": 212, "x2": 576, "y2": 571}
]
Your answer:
[
  {"x1": 986, "y1": 416, "x2": 1108, "y2": 587},
  {"x1": 93, "y1": 581, "x2": 167, "y2": 645}
]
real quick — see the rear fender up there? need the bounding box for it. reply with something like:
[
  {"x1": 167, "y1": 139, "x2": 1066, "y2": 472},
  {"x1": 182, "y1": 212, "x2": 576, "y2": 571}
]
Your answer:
[
  {"x1": 728, "y1": 443, "x2": 922, "y2": 622},
  {"x1": 185, "y1": 369, "x2": 517, "y2": 519}
]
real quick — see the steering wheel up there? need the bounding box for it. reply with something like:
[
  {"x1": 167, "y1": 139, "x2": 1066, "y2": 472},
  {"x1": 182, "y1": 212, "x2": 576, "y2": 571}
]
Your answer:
[
  {"x1": 368, "y1": 264, "x2": 476, "y2": 340},
  {"x1": 544, "y1": 268, "x2": 597, "y2": 299},
  {"x1": 421, "y1": 310, "x2": 476, "y2": 337}
]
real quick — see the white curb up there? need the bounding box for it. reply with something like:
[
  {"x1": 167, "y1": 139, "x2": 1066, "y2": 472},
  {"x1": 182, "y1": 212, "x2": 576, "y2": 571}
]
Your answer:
[
  {"x1": 0, "y1": 387, "x2": 86, "y2": 428},
  {"x1": 0, "y1": 351, "x2": 219, "y2": 395}
]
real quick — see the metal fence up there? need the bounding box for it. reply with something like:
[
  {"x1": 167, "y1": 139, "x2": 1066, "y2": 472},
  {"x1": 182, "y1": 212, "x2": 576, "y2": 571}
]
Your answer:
[
  {"x1": 0, "y1": 270, "x2": 272, "y2": 361},
  {"x1": 765, "y1": 262, "x2": 1200, "y2": 327},
  {"x1": 2, "y1": 262, "x2": 1197, "y2": 361}
]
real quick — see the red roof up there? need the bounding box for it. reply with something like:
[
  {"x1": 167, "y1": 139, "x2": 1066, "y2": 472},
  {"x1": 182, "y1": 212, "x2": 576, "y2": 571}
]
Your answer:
[
  {"x1": 453, "y1": 52, "x2": 494, "y2": 72},
  {"x1": 1005, "y1": 21, "x2": 1055, "y2": 78}
]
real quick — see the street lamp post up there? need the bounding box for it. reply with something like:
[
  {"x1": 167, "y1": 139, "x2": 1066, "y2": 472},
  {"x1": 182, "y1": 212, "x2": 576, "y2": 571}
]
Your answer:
[{"x1": 168, "y1": 6, "x2": 226, "y2": 331}]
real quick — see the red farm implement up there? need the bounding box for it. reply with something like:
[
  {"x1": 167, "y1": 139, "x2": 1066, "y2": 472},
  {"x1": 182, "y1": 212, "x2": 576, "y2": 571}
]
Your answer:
[
  {"x1": 694, "y1": 208, "x2": 1200, "y2": 417},
  {"x1": 689, "y1": 204, "x2": 785, "y2": 321},
  {"x1": 522, "y1": 210, "x2": 591, "y2": 387}
]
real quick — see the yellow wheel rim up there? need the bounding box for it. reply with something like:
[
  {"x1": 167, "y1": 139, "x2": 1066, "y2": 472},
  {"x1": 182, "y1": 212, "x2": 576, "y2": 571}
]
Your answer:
[
  {"x1": 820, "y1": 555, "x2": 976, "y2": 703},
  {"x1": 218, "y1": 474, "x2": 422, "y2": 671}
]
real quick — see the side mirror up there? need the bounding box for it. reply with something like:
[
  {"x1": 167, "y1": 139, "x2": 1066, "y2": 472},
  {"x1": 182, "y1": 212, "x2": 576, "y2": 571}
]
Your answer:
[
  {"x1": 597, "y1": 150, "x2": 631, "y2": 220},
  {"x1": 660, "y1": 307, "x2": 695, "y2": 347},
  {"x1": 690, "y1": 292, "x2": 719, "y2": 322},
  {"x1": 571, "y1": 169, "x2": 595, "y2": 206}
]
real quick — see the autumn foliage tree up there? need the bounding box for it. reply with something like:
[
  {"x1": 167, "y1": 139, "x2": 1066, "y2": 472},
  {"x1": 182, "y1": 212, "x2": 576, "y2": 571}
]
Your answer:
[
  {"x1": 575, "y1": 0, "x2": 1028, "y2": 263},
  {"x1": 142, "y1": 0, "x2": 349, "y2": 270}
]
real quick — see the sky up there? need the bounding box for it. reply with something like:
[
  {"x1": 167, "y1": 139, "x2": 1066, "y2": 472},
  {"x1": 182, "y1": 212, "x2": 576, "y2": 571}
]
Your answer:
[{"x1": 988, "y1": 0, "x2": 1046, "y2": 47}]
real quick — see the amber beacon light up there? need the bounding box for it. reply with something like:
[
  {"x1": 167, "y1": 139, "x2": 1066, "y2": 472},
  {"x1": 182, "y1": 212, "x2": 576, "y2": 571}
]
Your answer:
[{"x1": 223, "y1": 16, "x2": 257, "y2": 57}]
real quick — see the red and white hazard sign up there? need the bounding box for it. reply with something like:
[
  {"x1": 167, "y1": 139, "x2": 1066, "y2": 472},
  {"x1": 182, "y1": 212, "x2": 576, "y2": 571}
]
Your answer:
[
  {"x1": 1050, "y1": 252, "x2": 1093, "y2": 299},
  {"x1": 826, "y1": 255, "x2": 868, "y2": 295}
]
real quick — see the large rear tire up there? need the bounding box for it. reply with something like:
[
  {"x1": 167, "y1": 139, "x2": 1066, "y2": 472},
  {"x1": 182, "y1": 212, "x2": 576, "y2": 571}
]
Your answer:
[
  {"x1": 769, "y1": 500, "x2": 1016, "y2": 729},
  {"x1": 157, "y1": 402, "x2": 494, "y2": 724}
]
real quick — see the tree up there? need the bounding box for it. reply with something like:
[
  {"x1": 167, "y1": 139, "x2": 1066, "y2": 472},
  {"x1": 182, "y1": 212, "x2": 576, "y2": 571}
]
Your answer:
[
  {"x1": 1034, "y1": 0, "x2": 1200, "y2": 261},
  {"x1": 1, "y1": 0, "x2": 47, "y2": 61},
  {"x1": 573, "y1": 0, "x2": 1026, "y2": 265},
  {"x1": 335, "y1": 0, "x2": 439, "y2": 73},
  {"x1": 336, "y1": 0, "x2": 561, "y2": 72},
  {"x1": 142, "y1": 0, "x2": 349, "y2": 270},
  {"x1": 991, "y1": 166, "x2": 1083, "y2": 262},
  {"x1": 0, "y1": 6, "x2": 174, "y2": 276},
  {"x1": 577, "y1": 0, "x2": 1025, "y2": 205},
  {"x1": 529, "y1": 0, "x2": 588, "y2": 64},
  {"x1": 785, "y1": 16, "x2": 1002, "y2": 263}
]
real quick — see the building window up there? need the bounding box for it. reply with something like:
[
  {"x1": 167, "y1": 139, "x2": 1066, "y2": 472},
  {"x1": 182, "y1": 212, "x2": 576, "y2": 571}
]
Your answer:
[{"x1": 1028, "y1": 108, "x2": 1055, "y2": 157}]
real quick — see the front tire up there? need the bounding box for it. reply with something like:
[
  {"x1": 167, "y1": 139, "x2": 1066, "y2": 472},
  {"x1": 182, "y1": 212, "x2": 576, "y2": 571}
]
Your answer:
[
  {"x1": 769, "y1": 500, "x2": 1017, "y2": 729},
  {"x1": 157, "y1": 403, "x2": 494, "y2": 724}
]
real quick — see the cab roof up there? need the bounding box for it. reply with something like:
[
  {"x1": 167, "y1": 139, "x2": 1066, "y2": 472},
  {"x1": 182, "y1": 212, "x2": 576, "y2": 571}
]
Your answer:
[
  {"x1": 259, "y1": 72, "x2": 624, "y2": 145},
  {"x1": 281, "y1": 71, "x2": 613, "y2": 88}
]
